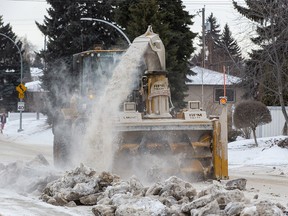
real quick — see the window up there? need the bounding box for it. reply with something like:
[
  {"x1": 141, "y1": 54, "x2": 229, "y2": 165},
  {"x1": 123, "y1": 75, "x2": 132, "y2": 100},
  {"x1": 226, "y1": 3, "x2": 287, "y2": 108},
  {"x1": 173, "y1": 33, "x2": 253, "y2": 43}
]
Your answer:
[{"x1": 214, "y1": 88, "x2": 235, "y2": 102}]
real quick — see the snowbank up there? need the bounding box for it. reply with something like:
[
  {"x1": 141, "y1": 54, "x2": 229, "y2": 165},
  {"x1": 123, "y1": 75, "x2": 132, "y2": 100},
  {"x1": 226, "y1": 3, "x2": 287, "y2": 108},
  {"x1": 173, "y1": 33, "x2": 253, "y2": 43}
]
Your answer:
[{"x1": 1, "y1": 160, "x2": 286, "y2": 215}]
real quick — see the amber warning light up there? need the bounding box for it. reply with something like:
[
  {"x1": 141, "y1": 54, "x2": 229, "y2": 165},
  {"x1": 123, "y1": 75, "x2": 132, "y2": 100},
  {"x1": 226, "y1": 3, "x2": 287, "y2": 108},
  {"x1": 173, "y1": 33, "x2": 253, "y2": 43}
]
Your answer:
[{"x1": 219, "y1": 96, "x2": 227, "y2": 105}]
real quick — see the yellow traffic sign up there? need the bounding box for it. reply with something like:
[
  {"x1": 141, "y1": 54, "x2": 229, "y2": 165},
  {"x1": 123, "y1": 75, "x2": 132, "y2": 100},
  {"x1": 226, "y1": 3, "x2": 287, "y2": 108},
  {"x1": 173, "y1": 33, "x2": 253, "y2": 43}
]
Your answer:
[
  {"x1": 18, "y1": 92, "x2": 25, "y2": 99},
  {"x1": 16, "y1": 83, "x2": 27, "y2": 93}
]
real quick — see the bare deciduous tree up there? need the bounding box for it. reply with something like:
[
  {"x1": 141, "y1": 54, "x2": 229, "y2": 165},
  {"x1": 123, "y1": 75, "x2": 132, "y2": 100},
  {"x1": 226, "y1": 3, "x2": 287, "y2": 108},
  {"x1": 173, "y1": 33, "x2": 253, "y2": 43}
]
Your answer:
[
  {"x1": 233, "y1": 100, "x2": 272, "y2": 146},
  {"x1": 21, "y1": 36, "x2": 36, "y2": 65},
  {"x1": 233, "y1": 0, "x2": 288, "y2": 135}
]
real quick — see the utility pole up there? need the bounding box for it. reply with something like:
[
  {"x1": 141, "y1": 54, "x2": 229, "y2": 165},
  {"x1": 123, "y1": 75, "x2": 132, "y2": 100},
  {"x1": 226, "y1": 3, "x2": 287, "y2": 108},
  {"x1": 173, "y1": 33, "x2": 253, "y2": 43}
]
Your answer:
[
  {"x1": 201, "y1": 6, "x2": 205, "y2": 109},
  {"x1": 202, "y1": 7, "x2": 205, "y2": 69}
]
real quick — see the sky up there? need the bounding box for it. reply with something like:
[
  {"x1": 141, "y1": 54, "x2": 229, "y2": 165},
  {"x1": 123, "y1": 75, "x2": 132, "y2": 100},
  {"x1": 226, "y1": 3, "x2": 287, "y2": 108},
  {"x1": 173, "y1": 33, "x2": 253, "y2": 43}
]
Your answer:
[
  {"x1": 0, "y1": 0, "x2": 251, "y2": 54},
  {"x1": 0, "y1": 0, "x2": 49, "y2": 50}
]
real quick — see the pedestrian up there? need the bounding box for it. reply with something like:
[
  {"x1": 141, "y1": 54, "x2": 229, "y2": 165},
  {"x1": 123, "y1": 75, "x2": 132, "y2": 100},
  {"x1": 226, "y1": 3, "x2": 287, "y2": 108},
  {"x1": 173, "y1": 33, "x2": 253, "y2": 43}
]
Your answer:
[{"x1": 0, "y1": 112, "x2": 7, "y2": 134}]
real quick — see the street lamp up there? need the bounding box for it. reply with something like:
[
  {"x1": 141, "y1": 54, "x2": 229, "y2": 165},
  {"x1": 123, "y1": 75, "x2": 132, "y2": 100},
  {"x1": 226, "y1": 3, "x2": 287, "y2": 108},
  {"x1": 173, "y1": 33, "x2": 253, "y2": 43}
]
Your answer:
[
  {"x1": 80, "y1": 18, "x2": 131, "y2": 45},
  {"x1": 0, "y1": 33, "x2": 24, "y2": 132}
]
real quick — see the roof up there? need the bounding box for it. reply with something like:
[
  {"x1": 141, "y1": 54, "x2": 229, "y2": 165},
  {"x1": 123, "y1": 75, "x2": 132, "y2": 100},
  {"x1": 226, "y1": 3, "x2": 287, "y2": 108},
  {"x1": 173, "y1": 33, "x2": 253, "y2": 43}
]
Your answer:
[
  {"x1": 25, "y1": 80, "x2": 44, "y2": 92},
  {"x1": 186, "y1": 66, "x2": 241, "y2": 86},
  {"x1": 24, "y1": 67, "x2": 45, "y2": 92}
]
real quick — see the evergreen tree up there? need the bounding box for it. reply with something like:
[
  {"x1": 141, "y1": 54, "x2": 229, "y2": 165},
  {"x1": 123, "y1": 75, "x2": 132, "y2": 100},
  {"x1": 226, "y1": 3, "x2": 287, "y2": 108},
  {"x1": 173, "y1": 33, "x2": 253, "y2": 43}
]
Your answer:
[
  {"x1": 233, "y1": 0, "x2": 288, "y2": 133},
  {"x1": 32, "y1": 54, "x2": 44, "y2": 69},
  {"x1": 205, "y1": 13, "x2": 222, "y2": 71},
  {"x1": 218, "y1": 23, "x2": 243, "y2": 76},
  {"x1": 194, "y1": 13, "x2": 222, "y2": 72},
  {"x1": 115, "y1": 0, "x2": 197, "y2": 108},
  {"x1": 0, "y1": 16, "x2": 25, "y2": 111},
  {"x1": 117, "y1": 0, "x2": 166, "y2": 40},
  {"x1": 36, "y1": 0, "x2": 121, "y2": 116}
]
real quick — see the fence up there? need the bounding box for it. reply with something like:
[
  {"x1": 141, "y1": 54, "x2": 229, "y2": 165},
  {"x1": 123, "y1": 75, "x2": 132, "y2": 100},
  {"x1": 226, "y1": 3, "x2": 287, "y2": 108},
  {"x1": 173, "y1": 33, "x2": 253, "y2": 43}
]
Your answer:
[{"x1": 255, "y1": 106, "x2": 287, "y2": 138}]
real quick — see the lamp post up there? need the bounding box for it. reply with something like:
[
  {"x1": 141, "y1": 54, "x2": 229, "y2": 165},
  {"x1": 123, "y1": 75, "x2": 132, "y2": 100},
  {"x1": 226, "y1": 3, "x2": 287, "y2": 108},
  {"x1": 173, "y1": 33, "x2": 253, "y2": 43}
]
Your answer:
[
  {"x1": 0, "y1": 33, "x2": 24, "y2": 132},
  {"x1": 80, "y1": 18, "x2": 131, "y2": 45}
]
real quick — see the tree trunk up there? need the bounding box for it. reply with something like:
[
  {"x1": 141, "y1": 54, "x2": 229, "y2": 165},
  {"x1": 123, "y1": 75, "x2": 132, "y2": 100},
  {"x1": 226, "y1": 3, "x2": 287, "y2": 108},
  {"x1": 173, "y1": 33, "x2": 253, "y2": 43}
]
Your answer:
[
  {"x1": 279, "y1": 98, "x2": 288, "y2": 135},
  {"x1": 277, "y1": 67, "x2": 288, "y2": 135},
  {"x1": 275, "y1": 48, "x2": 288, "y2": 135},
  {"x1": 283, "y1": 122, "x2": 288, "y2": 136},
  {"x1": 252, "y1": 128, "x2": 258, "y2": 147},
  {"x1": 270, "y1": 18, "x2": 288, "y2": 136}
]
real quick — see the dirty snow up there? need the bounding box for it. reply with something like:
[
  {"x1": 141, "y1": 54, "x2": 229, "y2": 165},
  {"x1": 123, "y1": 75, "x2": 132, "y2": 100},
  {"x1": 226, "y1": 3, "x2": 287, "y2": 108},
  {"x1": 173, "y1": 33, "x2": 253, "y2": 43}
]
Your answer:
[{"x1": 0, "y1": 113, "x2": 288, "y2": 215}]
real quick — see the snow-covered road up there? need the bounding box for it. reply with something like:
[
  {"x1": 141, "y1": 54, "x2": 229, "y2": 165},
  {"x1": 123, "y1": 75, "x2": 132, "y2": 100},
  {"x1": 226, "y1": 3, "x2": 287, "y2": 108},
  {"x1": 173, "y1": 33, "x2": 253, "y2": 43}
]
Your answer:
[
  {"x1": 0, "y1": 188, "x2": 93, "y2": 216},
  {"x1": 0, "y1": 139, "x2": 52, "y2": 164},
  {"x1": 230, "y1": 165, "x2": 288, "y2": 206}
]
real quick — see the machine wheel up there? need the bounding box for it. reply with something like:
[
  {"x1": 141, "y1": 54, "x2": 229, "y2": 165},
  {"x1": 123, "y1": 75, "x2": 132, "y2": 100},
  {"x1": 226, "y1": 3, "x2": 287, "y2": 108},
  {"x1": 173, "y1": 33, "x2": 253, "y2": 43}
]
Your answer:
[
  {"x1": 53, "y1": 130, "x2": 70, "y2": 167},
  {"x1": 52, "y1": 112, "x2": 72, "y2": 168},
  {"x1": 70, "y1": 117, "x2": 88, "y2": 164}
]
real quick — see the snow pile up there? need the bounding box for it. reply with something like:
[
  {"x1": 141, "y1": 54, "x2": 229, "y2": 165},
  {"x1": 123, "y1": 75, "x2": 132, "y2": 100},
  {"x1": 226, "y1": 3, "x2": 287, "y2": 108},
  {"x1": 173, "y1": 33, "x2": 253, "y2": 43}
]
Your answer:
[
  {"x1": 0, "y1": 154, "x2": 60, "y2": 194},
  {"x1": 39, "y1": 163, "x2": 287, "y2": 216}
]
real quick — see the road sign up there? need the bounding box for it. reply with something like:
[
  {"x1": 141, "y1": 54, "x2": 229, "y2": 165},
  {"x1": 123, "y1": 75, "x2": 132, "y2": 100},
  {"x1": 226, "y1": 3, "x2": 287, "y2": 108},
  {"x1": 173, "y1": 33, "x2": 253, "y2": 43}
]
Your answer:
[
  {"x1": 16, "y1": 83, "x2": 27, "y2": 94},
  {"x1": 18, "y1": 92, "x2": 25, "y2": 99},
  {"x1": 17, "y1": 102, "x2": 25, "y2": 111}
]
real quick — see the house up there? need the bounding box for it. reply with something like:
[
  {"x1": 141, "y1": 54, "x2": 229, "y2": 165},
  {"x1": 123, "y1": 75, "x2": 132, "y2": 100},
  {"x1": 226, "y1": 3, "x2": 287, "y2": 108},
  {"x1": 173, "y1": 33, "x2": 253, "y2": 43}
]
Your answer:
[
  {"x1": 24, "y1": 68, "x2": 47, "y2": 112},
  {"x1": 185, "y1": 66, "x2": 244, "y2": 117}
]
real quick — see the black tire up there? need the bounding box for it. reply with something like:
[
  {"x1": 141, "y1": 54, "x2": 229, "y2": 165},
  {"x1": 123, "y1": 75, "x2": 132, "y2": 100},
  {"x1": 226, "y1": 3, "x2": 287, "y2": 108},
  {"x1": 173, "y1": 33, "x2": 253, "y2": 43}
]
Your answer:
[
  {"x1": 53, "y1": 131, "x2": 69, "y2": 167},
  {"x1": 52, "y1": 112, "x2": 72, "y2": 168}
]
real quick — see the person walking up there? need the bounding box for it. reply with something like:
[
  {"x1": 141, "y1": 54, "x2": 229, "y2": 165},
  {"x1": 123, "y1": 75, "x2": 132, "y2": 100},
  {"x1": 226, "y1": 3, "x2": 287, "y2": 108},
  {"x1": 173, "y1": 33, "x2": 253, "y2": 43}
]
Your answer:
[{"x1": 0, "y1": 112, "x2": 7, "y2": 134}]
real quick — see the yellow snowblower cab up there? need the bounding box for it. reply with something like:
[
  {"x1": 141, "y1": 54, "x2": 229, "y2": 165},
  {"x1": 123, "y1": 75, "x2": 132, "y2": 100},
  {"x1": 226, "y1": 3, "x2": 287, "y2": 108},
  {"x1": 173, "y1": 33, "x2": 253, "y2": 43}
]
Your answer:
[
  {"x1": 72, "y1": 49, "x2": 124, "y2": 112},
  {"x1": 53, "y1": 48, "x2": 125, "y2": 166}
]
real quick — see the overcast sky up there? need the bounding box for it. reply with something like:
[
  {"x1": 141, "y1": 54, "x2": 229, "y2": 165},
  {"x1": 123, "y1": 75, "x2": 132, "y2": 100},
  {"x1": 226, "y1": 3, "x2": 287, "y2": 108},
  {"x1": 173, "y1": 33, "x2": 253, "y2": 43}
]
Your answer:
[
  {"x1": 0, "y1": 0, "x2": 249, "y2": 53},
  {"x1": 0, "y1": 0, "x2": 49, "y2": 50}
]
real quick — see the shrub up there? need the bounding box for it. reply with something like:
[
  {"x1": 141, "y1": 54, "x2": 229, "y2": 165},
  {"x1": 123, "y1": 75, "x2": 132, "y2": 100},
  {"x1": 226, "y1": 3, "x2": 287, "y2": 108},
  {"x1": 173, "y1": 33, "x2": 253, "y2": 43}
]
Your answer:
[
  {"x1": 233, "y1": 100, "x2": 272, "y2": 146},
  {"x1": 228, "y1": 130, "x2": 243, "y2": 142}
]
